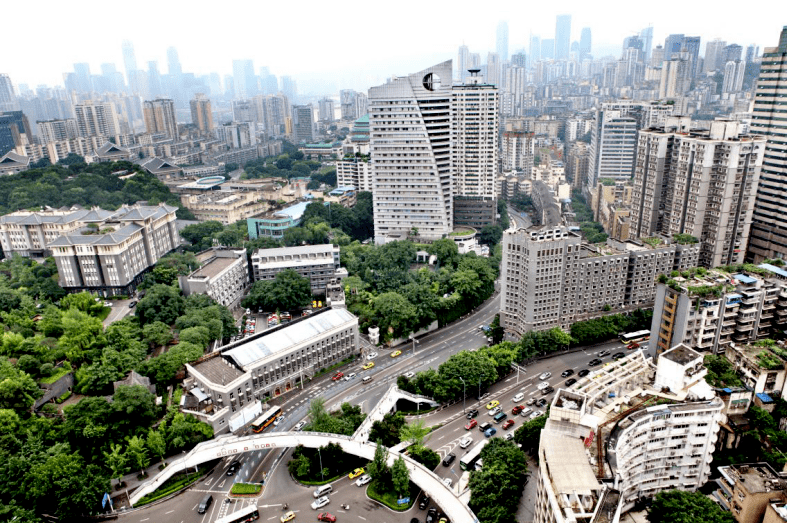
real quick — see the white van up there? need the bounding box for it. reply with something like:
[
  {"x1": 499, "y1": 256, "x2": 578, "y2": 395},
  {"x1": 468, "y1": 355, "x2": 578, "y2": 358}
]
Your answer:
[
  {"x1": 512, "y1": 392, "x2": 525, "y2": 403},
  {"x1": 362, "y1": 376, "x2": 373, "y2": 384},
  {"x1": 313, "y1": 484, "x2": 333, "y2": 498}
]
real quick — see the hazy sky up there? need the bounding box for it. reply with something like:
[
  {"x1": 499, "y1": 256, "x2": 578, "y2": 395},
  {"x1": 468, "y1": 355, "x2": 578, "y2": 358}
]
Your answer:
[{"x1": 3, "y1": 0, "x2": 785, "y2": 94}]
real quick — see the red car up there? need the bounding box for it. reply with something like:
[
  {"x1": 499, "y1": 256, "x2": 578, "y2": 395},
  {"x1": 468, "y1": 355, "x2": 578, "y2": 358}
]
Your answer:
[
  {"x1": 512, "y1": 405, "x2": 524, "y2": 415},
  {"x1": 465, "y1": 419, "x2": 477, "y2": 430},
  {"x1": 502, "y1": 419, "x2": 515, "y2": 430},
  {"x1": 317, "y1": 513, "x2": 337, "y2": 523},
  {"x1": 332, "y1": 372, "x2": 344, "y2": 381}
]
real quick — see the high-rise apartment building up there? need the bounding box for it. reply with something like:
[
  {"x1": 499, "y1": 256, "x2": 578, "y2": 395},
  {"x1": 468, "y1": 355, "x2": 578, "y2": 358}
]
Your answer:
[
  {"x1": 292, "y1": 104, "x2": 315, "y2": 143},
  {"x1": 579, "y1": 28, "x2": 592, "y2": 61},
  {"x1": 37, "y1": 118, "x2": 78, "y2": 144},
  {"x1": 0, "y1": 74, "x2": 16, "y2": 112},
  {"x1": 318, "y1": 98, "x2": 335, "y2": 123},
  {"x1": 659, "y1": 52, "x2": 692, "y2": 98},
  {"x1": 143, "y1": 98, "x2": 178, "y2": 139},
  {"x1": 681, "y1": 36, "x2": 702, "y2": 77},
  {"x1": 452, "y1": 70, "x2": 498, "y2": 228},
  {"x1": 704, "y1": 39, "x2": 727, "y2": 73},
  {"x1": 723, "y1": 60, "x2": 746, "y2": 93},
  {"x1": 664, "y1": 34, "x2": 686, "y2": 60},
  {"x1": 723, "y1": 44, "x2": 744, "y2": 63},
  {"x1": 496, "y1": 21, "x2": 509, "y2": 62},
  {"x1": 587, "y1": 102, "x2": 644, "y2": 186},
  {"x1": 555, "y1": 15, "x2": 571, "y2": 60},
  {"x1": 189, "y1": 94, "x2": 213, "y2": 135},
  {"x1": 530, "y1": 36, "x2": 541, "y2": 66},
  {"x1": 337, "y1": 115, "x2": 372, "y2": 191},
  {"x1": 631, "y1": 119, "x2": 765, "y2": 268},
  {"x1": 485, "y1": 52, "x2": 500, "y2": 86},
  {"x1": 73, "y1": 101, "x2": 121, "y2": 139},
  {"x1": 639, "y1": 26, "x2": 654, "y2": 62},
  {"x1": 0, "y1": 111, "x2": 32, "y2": 156},
  {"x1": 457, "y1": 45, "x2": 470, "y2": 83},
  {"x1": 500, "y1": 225, "x2": 699, "y2": 336},
  {"x1": 749, "y1": 27, "x2": 787, "y2": 262},
  {"x1": 369, "y1": 61, "x2": 453, "y2": 243},
  {"x1": 501, "y1": 129, "x2": 534, "y2": 175},
  {"x1": 121, "y1": 40, "x2": 137, "y2": 87}
]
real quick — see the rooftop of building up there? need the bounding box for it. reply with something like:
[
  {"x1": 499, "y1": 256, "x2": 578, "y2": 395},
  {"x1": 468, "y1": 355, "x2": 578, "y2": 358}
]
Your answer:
[
  {"x1": 728, "y1": 341, "x2": 787, "y2": 371},
  {"x1": 189, "y1": 255, "x2": 240, "y2": 280},
  {"x1": 190, "y1": 354, "x2": 246, "y2": 385},
  {"x1": 222, "y1": 308, "x2": 357, "y2": 370},
  {"x1": 662, "y1": 344, "x2": 702, "y2": 366},
  {"x1": 251, "y1": 242, "x2": 338, "y2": 259},
  {"x1": 719, "y1": 463, "x2": 786, "y2": 494},
  {"x1": 176, "y1": 176, "x2": 226, "y2": 191},
  {"x1": 542, "y1": 434, "x2": 601, "y2": 495}
]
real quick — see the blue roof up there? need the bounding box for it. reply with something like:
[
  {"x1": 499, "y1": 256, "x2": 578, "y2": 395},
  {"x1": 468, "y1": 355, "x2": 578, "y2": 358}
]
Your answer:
[
  {"x1": 722, "y1": 388, "x2": 733, "y2": 393},
  {"x1": 734, "y1": 273, "x2": 758, "y2": 284},
  {"x1": 760, "y1": 263, "x2": 787, "y2": 279},
  {"x1": 756, "y1": 392, "x2": 775, "y2": 403}
]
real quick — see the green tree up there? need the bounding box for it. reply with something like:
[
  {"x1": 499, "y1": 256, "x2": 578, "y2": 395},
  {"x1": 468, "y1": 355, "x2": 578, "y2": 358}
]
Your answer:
[
  {"x1": 367, "y1": 439, "x2": 389, "y2": 482},
  {"x1": 58, "y1": 308, "x2": 105, "y2": 366},
  {"x1": 368, "y1": 412, "x2": 406, "y2": 448},
  {"x1": 648, "y1": 490, "x2": 735, "y2": 523},
  {"x1": 513, "y1": 413, "x2": 547, "y2": 455},
  {"x1": 112, "y1": 384, "x2": 158, "y2": 435},
  {"x1": 435, "y1": 350, "x2": 498, "y2": 402},
  {"x1": 400, "y1": 419, "x2": 431, "y2": 448},
  {"x1": 147, "y1": 427, "x2": 167, "y2": 464},
  {"x1": 478, "y1": 225, "x2": 503, "y2": 247},
  {"x1": 469, "y1": 438, "x2": 528, "y2": 523},
  {"x1": 241, "y1": 269, "x2": 313, "y2": 312},
  {"x1": 142, "y1": 321, "x2": 173, "y2": 348},
  {"x1": 0, "y1": 357, "x2": 43, "y2": 411},
  {"x1": 372, "y1": 292, "x2": 417, "y2": 340},
  {"x1": 136, "y1": 284, "x2": 185, "y2": 326},
  {"x1": 125, "y1": 435, "x2": 150, "y2": 475},
  {"x1": 104, "y1": 442, "x2": 130, "y2": 484},
  {"x1": 391, "y1": 455, "x2": 410, "y2": 498},
  {"x1": 178, "y1": 326, "x2": 211, "y2": 348},
  {"x1": 427, "y1": 238, "x2": 460, "y2": 268},
  {"x1": 61, "y1": 291, "x2": 105, "y2": 316}
]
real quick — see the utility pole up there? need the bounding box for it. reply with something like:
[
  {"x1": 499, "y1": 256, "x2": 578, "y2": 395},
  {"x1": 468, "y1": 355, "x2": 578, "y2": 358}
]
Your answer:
[{"x1": 459, "y1": 377, "x2": 466, "y2": 414}]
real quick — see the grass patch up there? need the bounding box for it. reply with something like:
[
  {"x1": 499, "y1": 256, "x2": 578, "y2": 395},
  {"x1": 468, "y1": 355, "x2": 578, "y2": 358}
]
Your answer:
[
  {"x1": 367, "y1": 479, "x2": 418, "y2": 511},
  {"x1": 55, "y1": 391, "x2": 72, "y2": 404},
  {"x1": 98, "y1": 306, "x2": 111, "y2": 321},
  {"x1": 135, "y1": 468, "x2": 207, "y2": 506},
  {"x1": 39, "y1": 362, "x2": 72, "y2": 385},
  {"x1": 312, "y1": 355, "x2": 356, "y2": 380},
  {"x1": 230, "y1": 483, "x2": 262, "y2": 495}
]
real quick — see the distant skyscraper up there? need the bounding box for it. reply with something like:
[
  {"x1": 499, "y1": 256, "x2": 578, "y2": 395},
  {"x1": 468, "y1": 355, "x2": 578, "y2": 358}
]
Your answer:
[
  {"x1": 664, "y1": 34, "x2": 685, "y2": 60},
  {"x1": 0, "y1": 74, "x2": 16, "y2": 112},
  {"x1": 190, "y1": 94, "x2": 213, "y2": 135},
  {"x1": 232, "y1": 60, "x2": 256, "y2": 100},
  {"x1": 457, "y1": 45, "x2": 470, "y2": 82},
  {"x1": 292, "y1": 104, "x2": 315, "y2": 143},
  {"x1": 369, "y1": 61, "x2": 454, "y2": 243},
  {"x1": 703, "y1": 39, "x2": 727, "y2": 73},
  {"x1": 147, "y1": 61, "x2": 163, "y2": 98},
  {"x1": 722, "y1": 44, "x2": 743, "y2": 63},
  {"x1": 651, "y1": 45, "x2": 665, "y2": 67},
  {"x1": 511, "y1": 52, "x2": 526, "y2": 67},
  {"x1": 747, "y1": 27, "x2": 787, "y2": 262},
  {"x1": 541, "y1": 39, "x2": 555, "y2": 60},
  {"x1": 167, "y1": 47, "x2": 182, "y2": 76},
  {"x1": 579, "y1": 28, "x2": 592, "y2": 61},
  {"x1": 659, "y1": 53, "x2": 692, "y2": 98},
  {"x1": 280, "y1": 76, "x2": 297, "y2": 103},
  {"x1": 555, "y1": 15, "x2": 571, "y2": 60},
  {"x1": 681, "y1": 36, "x2": 702, "y2": 77},
  {"x1": 121, "y1": 41, "x2": 137, "y2": 80},
  {"x1": 639, "y1": 26, "x2": 654, "y2": 62},
  {"x1": 746, "y1": 44, "x2": 759, "y2": 62},
  {"x1": 318, "y1": 98, "x2": 335, "y2": 123},
  {"x1": 496, "y1": 21, "x2": 509, "y2": 62},
  {"x1": 530, "y1": 36, "x2": 541, "y2": 66},
  {"x1": 73, "y1": 63, "x2": 92, "y2": 93},
  {"x1": 722, "y1": 60, "x2": 746, "y2": 93},
  {"x1": 0, "y1": 111, "x2": 31, "y2": 156},
  {"x1": 143, "y1": 98, "x2": 178, "y2": 139},
  {"x1": 588, "y1": 102, "x2": 644, "y2": 186},
  {"x1": 73, "y1": 100, "x2": 121, "y2": 139},
  {"x1": 486, "y1": 52, "x2": 500, "y2": 85}
]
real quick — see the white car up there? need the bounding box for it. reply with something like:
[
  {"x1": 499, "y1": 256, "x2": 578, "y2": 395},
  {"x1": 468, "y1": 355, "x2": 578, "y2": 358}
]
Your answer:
[
  {"x1": 273, "y1": 417, "x2": 282, "y2": 426},
  {"x1": 539, "y1": 372, "x2": 552, "y2": 380},
  {"x1": 311, "y1": 496, "x2": 330, "y2": 510},
  {"x1": 104, "y1": 301, "x2": 112, "y2": 307},
  {"x1": 505, "y1": 432, "x2": 515, "y2": 441},
  {"x1": 459, "y1": 436, "x2": 473, "y2": 449},
  {"x1": 404, "y1": 371, "x2": 415, "y2": 379},
  {"x1": 488, "y1": 406, "x2": 502, "y2": 416},
  {"x1": 442, "y1": 478, "x2": 453, "y2": 487},
  {"x1": 355, "y1": 474, "x2": 372, "y2": 486},
  {"x1": 520, "y1": 408, "x2": 533, "y2": 417},
  {"x1": 537, "y1": 381, "x2": 550, "y2": 390},
  {"x1": 367, "y1": 352, "x2": 378, "y2": 360},
  {"x1": 344, "y1": 372, "x2": 357, "y2": 381},
  {"x1": 512, "y1": 392, "x2": 525, "y2": 403},
  {"x1": 529, "y1": 410, "x2": 544, "y2": 420},
  {"x1": 294, "y1": 421, "x2": 307, "y2": 431}
]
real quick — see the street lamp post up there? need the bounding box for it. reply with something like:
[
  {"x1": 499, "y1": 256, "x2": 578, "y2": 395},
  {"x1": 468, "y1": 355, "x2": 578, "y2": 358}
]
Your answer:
[
  {"x1": 459, "y1": 377, "x2": 466, "y2": 414},
  {"x1": 478, "y1": 376, "x2": 483, "y2": 401}
]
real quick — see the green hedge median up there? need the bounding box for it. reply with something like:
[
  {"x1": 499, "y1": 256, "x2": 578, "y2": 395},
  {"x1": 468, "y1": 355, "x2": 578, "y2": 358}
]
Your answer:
[
  {"x1": 367, "y1": 479, "x2": 418, "y2": 511},
  {"x1": 230, "y1": 483, "x2": 262, "y2": 495},
  {"x1": 135, "y1": 468, "x2": 207, "y2": 506}
]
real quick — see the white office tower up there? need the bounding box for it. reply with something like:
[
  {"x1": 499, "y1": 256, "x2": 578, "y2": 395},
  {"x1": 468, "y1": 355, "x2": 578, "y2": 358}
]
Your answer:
[
  {"x1": 451, "y1": 69, "x2": 498, "y2": 198},
  {"x1": 369, "y1": 61, "x2": 453, "y2": 243},
  {"x1": 587, "y1": 102, "x2": 641, "y2": 186}
]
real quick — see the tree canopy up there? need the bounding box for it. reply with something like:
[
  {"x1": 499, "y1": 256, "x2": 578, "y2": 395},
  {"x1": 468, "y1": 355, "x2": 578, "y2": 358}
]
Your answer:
[{"x1": 647, "y1": 490, "x2": 734, "y2": 523}]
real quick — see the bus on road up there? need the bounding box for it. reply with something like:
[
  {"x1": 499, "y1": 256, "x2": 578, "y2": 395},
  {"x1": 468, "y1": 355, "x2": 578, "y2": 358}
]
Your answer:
[
  {"x1": 460, "y1": 439, "x2": 488, "y2": 471},
  {"x1": 215, "y1": 505, "x2": 259, "y2": 523},
  {"x1": 620, "y1": 330, "x2": 650, "y2": 345},
  {"x1": 251, "y1": 406, "x2": 282, "y2": 433}
]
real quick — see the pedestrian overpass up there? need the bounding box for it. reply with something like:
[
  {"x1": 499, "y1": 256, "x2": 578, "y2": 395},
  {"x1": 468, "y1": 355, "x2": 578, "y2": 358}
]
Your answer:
[
  {"x1": 352, "y1": 383, "x2": 439, "y2": 443},
  {"x1": 130, "y1": 431, "x2": 478, "y2": 523}
]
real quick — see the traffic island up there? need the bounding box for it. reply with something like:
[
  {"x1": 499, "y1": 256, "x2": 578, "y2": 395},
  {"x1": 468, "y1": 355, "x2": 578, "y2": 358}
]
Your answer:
[
  {"x1": 229, "y1": 483, "x2": 263, "y2": 497},
  {"x1": 366, "y1": 479, "x2": 418, "y2": 511}
]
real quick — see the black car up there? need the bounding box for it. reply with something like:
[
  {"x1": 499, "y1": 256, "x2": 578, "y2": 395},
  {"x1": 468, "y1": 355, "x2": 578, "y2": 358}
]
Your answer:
[
  {"x1": 466, "y1": 409, "x2": 479, "y2": 419},
  {"x1": 128, "y1": 300, "x2": 137, "y2": 308},
  {"x1": 426, "y1": 507, "x2": 438, "y2": 523},
  {"x1": 578, "y1": 369, "x2": 590, "y2": 377},
  {"x1": 536, "y1": 398, "x2": 548, "y2": 408},
  {"x1": 565, "y1": 378, "x2": 577, "y2": 386},
  {"x1": 561, "y1": 369, "x2": 574, "y2": 378},
  {"x1": 588, "y1": 358, "x2": 603, "y2": 366},
  {"x1": 411, "y1": 519, "x2": 420, "y2": 523},
  {"x1": 542, "y1": 386, "x2": 554, "y2": 395},
  {"x1": 612, "y1": 352, "x2": 626, "y2": 360},
  {"x1": 419, "y1": 495, "x2": 430, "y2": 510},
  {"x1": 443, "y1": 453, "x2": 456, "y2": 466},
  {"x1": 226, "y1": 460, "x2": 239, "y2": 476}
]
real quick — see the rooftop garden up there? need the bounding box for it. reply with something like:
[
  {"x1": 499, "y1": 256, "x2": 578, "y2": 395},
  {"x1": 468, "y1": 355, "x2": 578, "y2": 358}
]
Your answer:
[
  {"x1": 642, "y1": 237, "x2": 664, "y2": 247},
  {"x1": 673, "y1": 233, "x2": 699, "y2": 245}
]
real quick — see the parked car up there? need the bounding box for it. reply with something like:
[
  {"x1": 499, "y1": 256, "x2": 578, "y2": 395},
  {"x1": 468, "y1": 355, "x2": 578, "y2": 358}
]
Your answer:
[
  {"x1": 459, "y1": 436, "x2": 473, "y2": 449},
  {"x1": 539, "y1": 372, "x2": 552, "y2": 380},
  {"x1": 465, "y1": 419, "x2": 478, "y2": 430},
  {"x1": 502, "y1": 419, "x2": 515, "y2": 430},
  {"x1": 348, "y1": 467, "x2": 365, "y2": 479},
  {"x1": 578, "y1": 369, "x2": 590, "y2": 377},
  {"x1": 311, "y1": 496, "x2": 330, "y2": 510},
  {"x1": 355, "y1": 474, "x2": 371, "y2": 486},
  {"x1": 565, "y1": 378, "x2": 577, "y2": 386},
  {"x1": 466, "y1": 409, "x2": 479, "y2": 419},
  {"x1": 512, "y1": 405, "x2": 524, "y2": 415},
  {"x1": 505, "y1": 432, "x2": 515, "y2": 441},
  {"x1": 512, "y1": 392, "x2": 525, "y2": 403},
  {"x1": 442, "y1": 453, "x2": 456, "y2": 466},
  {"x1": 442, "y1": 477, "x2": 453, "y2": 487},
  {"x1": 128, "y1": 300, "x2": 137, "y2": 308},
  {"x1": 426, "y1": 507, "x2": 437, "y2": 522},
  {"x1": 561, "y1": 369, "x2": 574, "y2": 378},
  {"x1": 588, "y1": 358, "x2": 603, "y2": 366}
]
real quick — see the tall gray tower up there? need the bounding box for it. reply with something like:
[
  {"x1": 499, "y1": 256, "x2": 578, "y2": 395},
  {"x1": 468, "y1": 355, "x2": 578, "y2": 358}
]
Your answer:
[
  {"x1": 579, "y1": 28, "x2": 592, "y2": 61},
  {"x1": 555, "y1": 15, "x2": 571, "y2": 60},
  {"x1": 496, "y1": 21, "x2": 509, "y2": 62}
]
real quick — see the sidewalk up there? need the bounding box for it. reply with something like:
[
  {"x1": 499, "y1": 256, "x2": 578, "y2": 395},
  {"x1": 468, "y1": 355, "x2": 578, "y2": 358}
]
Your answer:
[{"x1": 110, "y1": 459, "x2": 169, "y2": 506}]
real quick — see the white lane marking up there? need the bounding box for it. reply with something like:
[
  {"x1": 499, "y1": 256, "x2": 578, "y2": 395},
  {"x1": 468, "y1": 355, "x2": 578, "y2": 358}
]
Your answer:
[{"x1": 165, "y1": 510, "x2": 174, "y2": 514}]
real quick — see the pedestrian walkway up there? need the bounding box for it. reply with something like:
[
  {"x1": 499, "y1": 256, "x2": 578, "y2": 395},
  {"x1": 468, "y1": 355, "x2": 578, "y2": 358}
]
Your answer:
[{"x1": 110, "y1": 458, "x2": 171, "y2": 507}]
